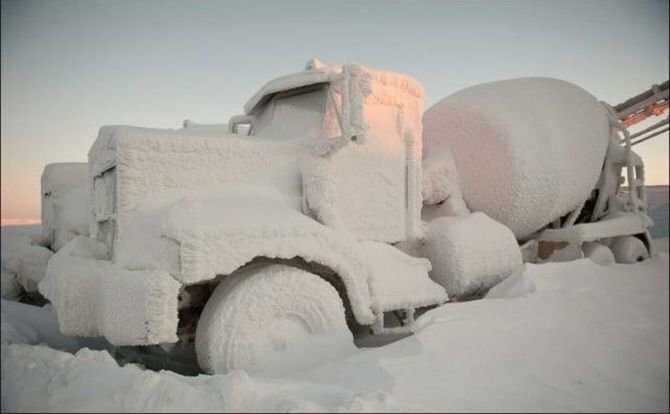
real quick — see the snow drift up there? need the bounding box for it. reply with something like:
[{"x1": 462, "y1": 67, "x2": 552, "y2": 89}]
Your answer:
[{"x1": 423, "y1": 77, "x2": 611, "y2": 239}]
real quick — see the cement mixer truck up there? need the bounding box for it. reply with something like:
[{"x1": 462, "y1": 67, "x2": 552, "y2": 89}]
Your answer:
[
  {"x1": 37, "y1": 59, "x2": 665, "y2": 376},
  {"x1": 421, "y1": 78, "x2": 667, "y2": 268}
]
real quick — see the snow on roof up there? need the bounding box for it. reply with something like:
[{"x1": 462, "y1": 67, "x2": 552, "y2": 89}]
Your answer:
[
  {"x1": 242, "y1": 59, "x2": 425, "y2": 116},
  {"x1": 244, "y1": 70, "x2": 339, "y2": 115}
]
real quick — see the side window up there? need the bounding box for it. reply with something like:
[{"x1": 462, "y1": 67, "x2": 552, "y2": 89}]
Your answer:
[{"x1": 253, "y1": 85, "x2": 328, "y2": 140}]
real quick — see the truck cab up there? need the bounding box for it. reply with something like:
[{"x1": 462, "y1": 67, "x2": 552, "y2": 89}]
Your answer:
[{"x1": 40, "y1": 59, "x2": 448, "y2": 376}]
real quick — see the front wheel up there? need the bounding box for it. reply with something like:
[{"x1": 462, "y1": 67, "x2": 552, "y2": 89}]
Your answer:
[{"x1": 195, "y1": 264, "x2": 353, "y2": 375}]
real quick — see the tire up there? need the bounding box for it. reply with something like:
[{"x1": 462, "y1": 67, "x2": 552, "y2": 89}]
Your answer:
[
  {"x1": 582, "y1": 242, "x2": 615, "y2": 265},
  {"x1": 610, "y1": 236, "x2": 649, "y2": 264},
  {"x1": 195, "y1": 264, "x2": 352, "y2": 375}
]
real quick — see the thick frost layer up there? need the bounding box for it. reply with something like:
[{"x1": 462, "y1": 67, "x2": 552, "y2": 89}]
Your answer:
[
  {"x1": 243, "y1": 60, "x2": 425, "y2": 242},
  {"x1": 360, "y1": 241, "x2": 447, "y2": 311},
  {"x1": 41, "y1": 163, "x2": 89, "y2": 251},
  {"x1": 89, "y1": 126, "x2": 304, "y2": 253},
  {"x1": 39, "y1": 236, "x2": 180, "y2": 345},
  {"x1": 423, "y1": 78, "x2": 611, "y2": 239},
  {"x1": 118, "y1": 189, "x2": 447, "y2": 328},
  {"x1": 116, "y1": 189, "x2": 377, "y2": 325},
  {"x1": 196, "y1": 264, "x2": 353, "y2": 375},
  {"x1": 539, "y1": 210, "x2": 653, "y2": 243},
  {"x1": 1, "y1": 225, "x2": 52, "y2": 295},
  {"x1": 422, "y1": 213, "x2": 522, "y2": 298},
  {"x1": 421, "y1": 142, "x2": 470, "y2": 219}
]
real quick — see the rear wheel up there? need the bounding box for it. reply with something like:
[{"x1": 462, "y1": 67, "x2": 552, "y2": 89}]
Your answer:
[
  {"x1": 195, "y1": 264, "x2": 352, "y2": 375},
  {"x1": 610, "y1": 236, "x2": 649, "y2": 264}
]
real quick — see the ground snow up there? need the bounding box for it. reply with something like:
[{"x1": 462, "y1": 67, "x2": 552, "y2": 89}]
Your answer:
[
  {"x1": 293, "y1": 255, "x2": 669, "y2": 413},
  {"x1": 1, "y1": 344, "x2": 395, "y2": 413}
]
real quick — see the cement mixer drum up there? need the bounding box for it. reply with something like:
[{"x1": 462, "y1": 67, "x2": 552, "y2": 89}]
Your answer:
[{"x1": 423, "y1": 77, "x2": 611, "y2": 240}]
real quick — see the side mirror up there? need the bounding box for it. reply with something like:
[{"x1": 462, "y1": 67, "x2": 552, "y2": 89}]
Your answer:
[{"x1": 228, "y1": 114, "x2": 254, "y2": 136}]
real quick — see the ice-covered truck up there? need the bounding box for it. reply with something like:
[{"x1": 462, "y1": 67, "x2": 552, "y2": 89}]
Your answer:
[
  {"x1": 38, "y1": 59, "x2": 664, "y2": 375},
  {"x1": 40, "y1": 60, "x2": 473, "y2": 375}
]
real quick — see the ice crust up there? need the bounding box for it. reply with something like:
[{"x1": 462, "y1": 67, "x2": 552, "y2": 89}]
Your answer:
[
  {"x1": 423, "y1": 77, "x2": 611, "y2": 239},
  {"x1": 195, "y1": 264, "x2": 353, "y2": 375},
  {"x1": 39, "y1": 236, "x2": 180, "y2": 345},
  {"x1": 90, "y1": 62, "x2": 425, "y2": 250},
  {"x1": 360, "y1": 241, "x2": 448, "y2": 311}
]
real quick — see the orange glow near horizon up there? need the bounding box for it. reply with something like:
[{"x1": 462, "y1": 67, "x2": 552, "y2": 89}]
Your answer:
[{"x1": 1, "y1": 218, "x2": 41, "y2": 226}]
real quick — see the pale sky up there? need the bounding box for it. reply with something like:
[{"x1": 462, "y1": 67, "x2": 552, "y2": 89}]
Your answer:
[{"x1": 1, "y1": 0, "x2": 668, "y2": 224}]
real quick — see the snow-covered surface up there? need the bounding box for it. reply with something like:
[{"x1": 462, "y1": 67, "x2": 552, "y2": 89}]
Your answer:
[
  {"x1": 422, "y1": 213, "x2": 523, "y2": 298},
  {"x1": 539, "y1": 210, "x2": 653, "y2": 243},
  {"x1": 2, "y1": 224, "x2": 667, "y2": 412},
  {"x1": 39, "y1": 236, "x2": 180, "y2": 345},
  {"x1": 1, "y1": 225, "x2": 41, "y2": 266},
  {"x1": 179, "y1": 120, "x2": 230, "y2": 136},
  {"x1": 8, "y1": 245, "x2": 53, "y2": 292},
  {"x1": 421, "y1": 137, "x2": 470, "y2": 219},
  {"x1": 245, "y1": 60, "x2": 425, "y2": 243},
  {"x1": 423, "y1": 78, "x2": 611, "y2": 239},
  {"x1": 195, "y1": 264, "x2": 353, "y2": 376},
  {"x1": 41, "y1": 163, "x2": 90, "y2": 251},
  {"x1": 582, "y1": 241, "x2": 616, "y2": 265},
  {"x1": 88, "y1": 62, "x2": 425, "y2": 253},
  {"x1": 0, "y1": 225, "x2": 46, "y2": 298},
  {"x1": 116, "y1": 189, "x2": 376, "y2": 326},
  {"x1": 88, "y1": 125, "x2": 304, "y2": 254},
  {"x1": 361, "y1": 241, "x2": 447, "y2": 311}
]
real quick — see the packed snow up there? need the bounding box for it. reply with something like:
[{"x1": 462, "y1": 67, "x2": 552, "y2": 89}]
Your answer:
[
  {"x1": 423, "y1": 78, "x2": 611, "y2": 239},
  {"x1": 2, "y1": 224, "x2": 668, "y2": 412}
]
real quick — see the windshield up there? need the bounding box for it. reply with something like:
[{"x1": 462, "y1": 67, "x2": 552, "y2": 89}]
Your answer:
[{"x1": 252, "y1": 85, "x2": 329, "y2": 140}]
